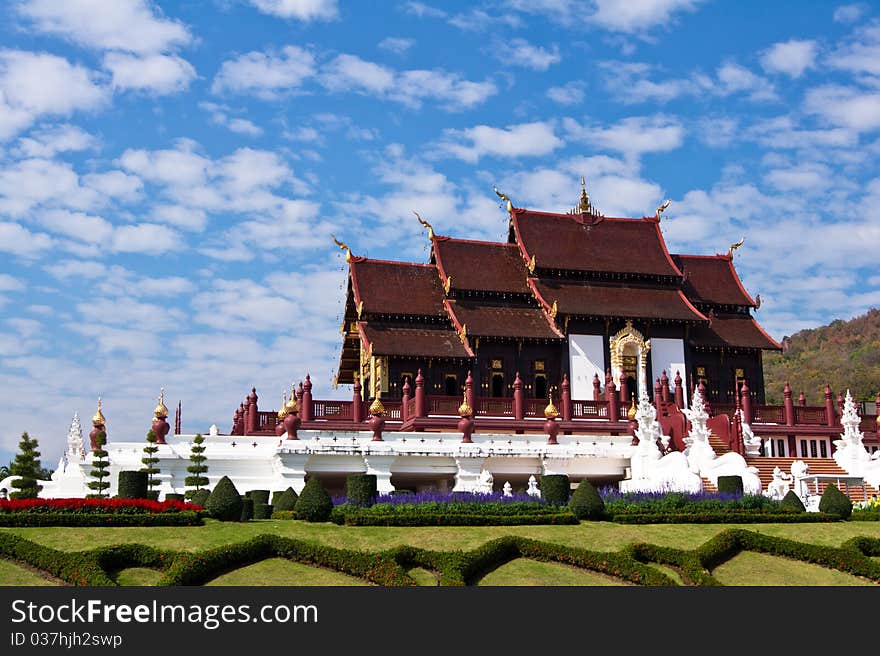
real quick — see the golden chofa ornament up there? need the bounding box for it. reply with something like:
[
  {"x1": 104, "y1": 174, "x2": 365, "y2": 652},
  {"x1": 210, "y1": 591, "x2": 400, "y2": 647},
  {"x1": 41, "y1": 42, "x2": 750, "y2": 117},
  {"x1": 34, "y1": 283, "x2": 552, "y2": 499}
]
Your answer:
[
  {"x1": 627, "y1": 396, "x2": 638, "y2": 421},
  {"x1": 92, "y1": 397, "x2": 106, "y2": 426},
  {"x1": 458, "y1": 391, "x2": 473, "y2": 417},
  {"x1": 543, "y1": 393, "x2": 559, "y2": 419}
]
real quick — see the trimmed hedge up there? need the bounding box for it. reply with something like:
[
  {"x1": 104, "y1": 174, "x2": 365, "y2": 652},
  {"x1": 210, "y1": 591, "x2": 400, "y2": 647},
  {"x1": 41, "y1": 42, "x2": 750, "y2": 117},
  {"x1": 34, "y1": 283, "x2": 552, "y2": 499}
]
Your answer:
[
  {"x1": 117, "y1": 471, "x2": 148, "y2": 499},
  {"x1": 205, "y1": 476, "x2": 243, "y2": 521},
  {"x1": 717, "y1": 476, "x2": 743, "y2": 495},
  {"x1": 248, "y1": 490, "x2": 270, "y2": 505},
  {"x1": 0, "y1": 512, "x2": 203, "y2": 527},
  {"x1": 610, "y1": 511, "x2": 836, "y2": 524},
  {"x1": 271, "y1": 510, "x2": 296, "y2": 520},
  {"x1": 569, "y1": 480, "x2": 605, "y2": 520},
  {"x1": 240, "y1": 498, "x2": 254, "y2": 522},
  {"x1": 819, "y1": 483, "x2": 853, "y2": 520},
  {"x1": 331, "y1": 509, "x2": 578, "y2": 526},
  {"x1": 541, "y1": 475, "x2": 570, "y2": 505},
  {"x1": 294, "y1": 478, "x2": 333, "y2": 522},
  {"x1": 346, "y1": 474, "x2": 378, "y2": 507},
  {"x1": 164, "y1": 494, "x2": 185, "y2": 502},
  {"x1": 781, "y1": 490, "x2": 806, "y2": 512},
  {"x1": 253, "y1": 503, "x2": 273, "y2": 520},
  {"x1": 852, "y1": 512, "x2": 880, "y2": 521},
  {"x1": 273, "y1": 487, "x2": 298, "y2": 511},
  {"x1": 188, "y1": 489, "x2": 210, "y2": 507}
]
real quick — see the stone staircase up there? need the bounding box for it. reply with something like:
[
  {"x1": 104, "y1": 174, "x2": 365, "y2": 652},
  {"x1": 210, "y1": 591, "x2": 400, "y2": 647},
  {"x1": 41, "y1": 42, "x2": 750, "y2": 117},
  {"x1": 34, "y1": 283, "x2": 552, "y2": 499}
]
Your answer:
[
  {"x1": 745, "y1": 456, "x2": 879, "y2": 502},
  {"x1": 708, "y1": 432, "x2": 730, "y2": 455}
]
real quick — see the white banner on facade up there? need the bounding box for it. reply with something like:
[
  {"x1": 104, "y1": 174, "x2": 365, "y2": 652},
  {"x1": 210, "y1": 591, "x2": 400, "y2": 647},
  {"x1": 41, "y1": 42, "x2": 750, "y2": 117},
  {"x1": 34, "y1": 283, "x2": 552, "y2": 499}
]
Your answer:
[
  {"x1": 568, "y1": 334, "x2": 605, "y2": 400},
  {"x1": 650, "y1": 337, "x2": 687, "y2": 405}
]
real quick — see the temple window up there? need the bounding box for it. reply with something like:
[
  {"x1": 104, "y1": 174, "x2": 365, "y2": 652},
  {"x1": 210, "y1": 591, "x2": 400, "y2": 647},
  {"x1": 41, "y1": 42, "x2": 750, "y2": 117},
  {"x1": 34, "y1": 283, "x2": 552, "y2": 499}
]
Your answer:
[
  {"x1": 491, "y1": 373, "x2": 505, "y2": 397},
  {"x1": 534, "y1": 374, "x2": 547, "y2": 399},
  {"x1": 444, "y1": 374, "x2": 458, "y2": 396}
]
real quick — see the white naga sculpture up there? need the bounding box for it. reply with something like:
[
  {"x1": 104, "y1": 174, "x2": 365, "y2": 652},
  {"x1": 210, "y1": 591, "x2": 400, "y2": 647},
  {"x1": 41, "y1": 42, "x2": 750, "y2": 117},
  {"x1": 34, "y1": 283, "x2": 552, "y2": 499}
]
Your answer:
[
  {"x1": 740, "y1": 411, "x2": 763, "y2": 456},
  {"x1": 526, "y1": 475, "x2": 541, "y2": 498},
  {"x1": 766, "y1": 466, "x2": 793, "y2": 500}
]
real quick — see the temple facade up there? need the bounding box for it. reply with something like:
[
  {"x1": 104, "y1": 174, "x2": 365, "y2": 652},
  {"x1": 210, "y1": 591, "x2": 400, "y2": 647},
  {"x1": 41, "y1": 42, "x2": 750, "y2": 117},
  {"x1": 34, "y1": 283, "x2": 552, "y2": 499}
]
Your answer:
[{"x1": 336, "y1": 188, "x2": 779, "y2": 408}]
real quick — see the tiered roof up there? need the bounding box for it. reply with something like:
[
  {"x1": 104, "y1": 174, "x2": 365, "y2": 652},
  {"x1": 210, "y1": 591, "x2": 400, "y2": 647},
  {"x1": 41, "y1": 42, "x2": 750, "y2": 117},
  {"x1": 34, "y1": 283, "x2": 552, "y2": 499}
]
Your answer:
[
  {"x1": 432, "y1": 237, "x2": 530, "y2": 295},
  {"x1": 672, "y1": 254, "x2": 757, "y2": 308}
]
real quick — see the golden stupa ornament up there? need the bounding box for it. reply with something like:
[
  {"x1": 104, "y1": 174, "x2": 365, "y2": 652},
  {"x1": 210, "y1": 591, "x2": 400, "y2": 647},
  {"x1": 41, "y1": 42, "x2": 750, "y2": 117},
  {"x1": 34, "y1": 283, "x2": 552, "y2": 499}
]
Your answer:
[
  {"x1": 92, "y1": 396, "x2": 106, "y2": 426},
  {"x1": 331, "y1": 234, "x2": 353, "y2": 262},
  {"x1": 286, "y1": 384, "x2": 299, "y2": 413},
  {"x1": 627, "y1": 396, "x2": 638, "y2": 421},
  {"x1": 277, "y1": 391, "x2": 288, "y2": 420},
  {"x1": 153, "y1": 388, "x2": 168, "y2": 418},
  {"x1": 458, "y1": 391, "x2": 473, "y2": 417},
  {"x1": 369, "y1": 393, "x2": 386, "y2": 416},
  {"x1": 544, "y1": 393, "x2": 559, "y2": 419}
]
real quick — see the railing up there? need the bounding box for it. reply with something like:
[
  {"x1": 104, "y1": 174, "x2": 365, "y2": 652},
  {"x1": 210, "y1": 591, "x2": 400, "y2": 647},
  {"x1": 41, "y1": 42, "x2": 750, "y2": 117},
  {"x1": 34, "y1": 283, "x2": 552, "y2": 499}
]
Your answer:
[
  {"x1": 861, "y1": 415, "x2": 878, "y2": 434},
  {"x1": 312, "y1": 400, "x2": 354, "y2": 420},
  {"x1": 428, "y1": 395, "x2": 463, "y2": 415},
  {"x1": 796, "y1": 406, "x2": 826, "y2": 424},
  {"x1": 572, "y1": 400, "x2": 609, "y2": 419},
  {"x1": 382, "y1": 401, "x2": 402, "y2": 420},
  {"x1": 257, "y1": 411, "x2": 279, "y2": 432},
  {"x1": 523, "y1": 398, "x2": 543, "y2": 418},
  {"x1": 476, "y1": 397, "x2": 513, "y2": 417},
  {"x1": 406, "y1": 397, "x2": 416, "y2": 417},
  {"x1": 712, "y1": 404, "x2": 736, "y2": 418},
  {"x1": 752, "y1": 405, "x2": 785, "y2": 424}
]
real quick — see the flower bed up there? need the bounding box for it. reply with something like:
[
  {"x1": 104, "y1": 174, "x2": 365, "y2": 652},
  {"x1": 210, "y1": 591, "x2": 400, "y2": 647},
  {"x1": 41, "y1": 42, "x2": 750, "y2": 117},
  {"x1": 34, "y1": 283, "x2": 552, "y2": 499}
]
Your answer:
[
  {"x1": 0, "y1": 498, "x2": 202, "y2": 515},
  {"x1": 600, "y1": 488, "x2": 784, "y2": 515}
]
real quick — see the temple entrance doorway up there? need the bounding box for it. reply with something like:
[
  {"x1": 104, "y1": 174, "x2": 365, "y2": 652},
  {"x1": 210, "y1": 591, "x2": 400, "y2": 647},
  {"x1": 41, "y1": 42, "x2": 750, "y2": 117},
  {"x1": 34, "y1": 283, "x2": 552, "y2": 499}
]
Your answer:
[
  {"x1": 534, "y1": 374, "x2": 547, "y2": 399},
  {"x1": 491, "y1": 373, "x2": 505, "y2": 397},
  {"x1": 610, "y1": 321, "x2": 650, "y2": 398},
  {"x1": 444, "y1": 375, "x2": 458, "y2": 396}
]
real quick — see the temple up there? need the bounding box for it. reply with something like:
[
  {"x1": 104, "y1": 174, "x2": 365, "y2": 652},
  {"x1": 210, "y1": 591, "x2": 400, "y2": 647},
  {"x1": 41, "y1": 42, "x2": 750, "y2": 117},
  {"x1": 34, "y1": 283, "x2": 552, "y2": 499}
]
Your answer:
[{"x1": 336, "y1": 185, "x2": 779, "y2": 407}]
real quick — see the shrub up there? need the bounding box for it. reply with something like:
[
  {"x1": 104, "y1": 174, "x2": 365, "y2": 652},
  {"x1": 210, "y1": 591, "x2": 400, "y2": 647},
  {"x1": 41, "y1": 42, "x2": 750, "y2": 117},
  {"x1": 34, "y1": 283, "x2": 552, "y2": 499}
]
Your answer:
[
  {"x1": 249, "y1": 490, "x2": 270, "y2": 505},
  {"x1": 346, "y1": 474, "x2": 378, "y2": 507},
  {"x1": 569, "y1": 480, "x2": 605, "y2": 520},
  {"x1": 189, "y1": 489, "x2": 210, "y2": 507},
  {"x1": 184, "y1": 433, "x2": 208, "y2": 500},
  {"x1": 0, "y1": 498, "x2": 196, "y2": 514},
  {"x1": 141, "y1": 430, "x2": 161, "y2": 494},
  {"x1": 117, "y1": 471, "x2": 148, "y2": 499},
  {"x1": 146, "y1": 491, "x2": 160, "y2": 501},
  {"x1": 717, "y1": 476, "x2": 743, "y2": 495},
  {"x1": 294, "y1": 478, "x2": 333, "y2": 522},
  {"x1": 240, "y1": 497, "x2": 253, "y2": 522},
  {"x1": 205, "y1": 476, "x2": 243, "y2": 521},
  {"x1": 274, "y1": 487, "x2": 298, "y2": 511},
  {"x1": 254, "y1": 503, "x2": 273, "y2": 520},
  {"x1": 164, "y1": 493, "x2": 184, "y2": 502},
  {"x1": 819, "y1": 484, "x2": 853, "y2": 519},
  {"x1": 331, "y1": 509, "x2": 578, "y2": 526},
  {"x1": 611, "y1": 511, "x2": 835, "y2": 524},
  {"x1": 10, "y1": 432, "x2": 43, "y2": 499},
  {"x1": 87, "y1": 431, "x2": 110, "y2": 499},
  {"x1": 781, "y1": 490, "x2": 806, "y2": 512},
  {"x1": 0, "y1": 512, "x2": 202, "y2": 527},
  {"x1": 271, "y1": 510, "x2": 296, "y2": 520},
  {"x1": 541, "y1": 475, "x2": 570, "y2": 505}
]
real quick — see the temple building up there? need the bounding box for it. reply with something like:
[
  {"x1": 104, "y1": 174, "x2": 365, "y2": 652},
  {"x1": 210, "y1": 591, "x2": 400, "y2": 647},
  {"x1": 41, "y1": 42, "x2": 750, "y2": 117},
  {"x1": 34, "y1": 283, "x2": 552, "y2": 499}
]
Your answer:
[{"x1": 336, "y1": 186, "x2": 780, "y2": 407}]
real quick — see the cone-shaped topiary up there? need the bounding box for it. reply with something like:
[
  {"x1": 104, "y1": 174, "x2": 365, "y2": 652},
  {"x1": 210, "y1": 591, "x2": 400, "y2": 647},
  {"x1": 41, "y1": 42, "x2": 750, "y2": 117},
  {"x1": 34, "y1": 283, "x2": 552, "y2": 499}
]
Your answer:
[
  {"x1": 273, "y1": 487, "x2": 298, "y2": 511},
  {"x1": 541, "y1": 474, "x2": 570, "y2": 505},
  {"x1": 10, "y1": 432, "x2": 43, "y2": 499},
  {"x1": 819, "y1": 483, "x2": 852, "y2": 519},
  {"x1": 781, "y1": 489, "x2": 806, "y2": 512},
  {"x1": 294, "y1": 478, "x2": 333, "y2": 522},
  {"x1": 189, "y1": 488, "x2": 210, "y2": 507},
  {"x1": 568, "y1": 479, "x2": 605, "y2": 520},
  {"x1": 717, "y1": 475, "x2": 744, "y2": 495},
  {"x1": 346, "y1": 474, "x2": 378, "y2": 507},
  {"x1": 204, "y1": 475, "x2": 243, "y2": 521},
  {"x1": 239, "y1": 497, "x2": 253, "y2": 522}
]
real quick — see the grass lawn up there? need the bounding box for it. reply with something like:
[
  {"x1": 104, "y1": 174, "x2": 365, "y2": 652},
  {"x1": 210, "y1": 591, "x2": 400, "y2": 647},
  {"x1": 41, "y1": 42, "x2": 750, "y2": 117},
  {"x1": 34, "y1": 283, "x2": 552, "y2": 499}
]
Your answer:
[
  {"x1": 712, "y1": 551, "x2": 876, "y2": 586},
  {"x1": 205, "y1": 558, "x2": 372, "y2": 586},
  {"x1": 0, "y1": 559, "x2": 59, "y2": 586},
  {"x1": 113, "y1": 568, "x2": 164, "y2": 586},
  {"x1": 478, "y1": 559, "x2": 629, "y2": 586}
]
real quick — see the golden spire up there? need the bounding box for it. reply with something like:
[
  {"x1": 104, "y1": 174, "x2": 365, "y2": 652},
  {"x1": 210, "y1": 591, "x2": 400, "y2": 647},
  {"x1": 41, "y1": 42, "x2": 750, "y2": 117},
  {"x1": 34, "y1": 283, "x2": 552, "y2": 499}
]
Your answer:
[
  {"x1": 544, "y1": 392, "x2": 559, "y2": 419},
  {"x1": 458, "y1": 391, "x2": 473, "y2": 417},
  {"x1": 285, "y1": 383, "x2": 299, "y2": 413},
  {"x1": 728, "y1": 237, "x2": 745, "y2": 256},
  {"x1": 494, "y1": 185, "x2": 513, "y2": 212},
  {"x1": 571, "y1": 176, "x2": 601, "y2": 216},
  {"x1": 92, "y1": 396, "x2": 106, "y2": 426},
  {"x1": 277, "y1": 391, "x2": 288, "y2": 420},
  {"x1": 413, "y1": 210, "x2": 434, "y2": 240},
  {"x1": 331, "y1": 234, "x2": 352, "y2": 262},
  {"x1": 627, "y1": 396, "x2": 637, "y2": 421},
  {"x1": 153, "y1": 388, "x2": 168, "y2": 418}
]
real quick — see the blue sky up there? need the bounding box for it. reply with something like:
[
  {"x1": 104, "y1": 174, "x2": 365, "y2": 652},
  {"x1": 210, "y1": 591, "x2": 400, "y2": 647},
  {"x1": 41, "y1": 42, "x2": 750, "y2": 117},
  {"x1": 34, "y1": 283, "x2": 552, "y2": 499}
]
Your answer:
[{"x1": 1, "y1": 0, "x2": 879, "y2": 467}]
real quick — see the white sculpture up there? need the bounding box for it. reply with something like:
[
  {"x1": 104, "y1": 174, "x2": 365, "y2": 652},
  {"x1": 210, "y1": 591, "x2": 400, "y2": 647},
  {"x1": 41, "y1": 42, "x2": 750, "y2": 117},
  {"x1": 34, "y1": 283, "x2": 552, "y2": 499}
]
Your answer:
[
  {"x1": 740, "y1": 412, "x2": 763, "y2": 456},
  {"x1": 65, "y1": 413, "x2": 86, "y2": 463},
  {"x1": 833, "y1": 391, "x2": 871, "y2": 475},
  {"x1": 683, "y1": 387, "x2": 716, "y2": 472},
  {"x1": 526, "y1": 475, "x2": 541, "y2": 498},
  {"x1": 790, "y1": 459, "x2": 810, "y2": 501},
  {"x1": 477, "y1": 468, "x2": 494, "y2": 494},
  {"x1": 766, "y1": 466, "x2": 793, "y2": 500},
  {"x1": 209, "y1": 424, "x2": 219, "y2": 437},
  {"x1": 502, "y1": 481, "x2": 513, "y2": 497}
]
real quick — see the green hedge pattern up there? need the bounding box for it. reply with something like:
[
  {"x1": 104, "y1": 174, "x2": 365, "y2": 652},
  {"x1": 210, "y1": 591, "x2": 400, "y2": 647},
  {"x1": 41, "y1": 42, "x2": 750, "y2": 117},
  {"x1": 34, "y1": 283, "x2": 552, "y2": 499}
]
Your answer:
[
  {"x1": 2, "y1": 528, "x2": 879, "y2": 587},
  {"x1": 0, "y1": 512, "x2": 202, "y2": 527}
]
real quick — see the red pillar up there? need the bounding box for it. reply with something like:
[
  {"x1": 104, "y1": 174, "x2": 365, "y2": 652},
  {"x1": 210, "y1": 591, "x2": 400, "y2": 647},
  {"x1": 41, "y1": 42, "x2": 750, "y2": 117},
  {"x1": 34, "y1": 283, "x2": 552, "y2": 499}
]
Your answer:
[
  {"x1": 301, "y1": 375, "x2": 313, "y2": 422},
  {"x1": 243, "y1": 397, "x2": 251, "y2": 435},
  {"x1": 247, "y1": 387, "x2": 259, "y2": 434},
  {"x1": 592, "y1": 373, "x2": 601, "y2": 401},
  {"x1": 740, "y1": 380, "x2": 752, "y2": 425},
  {"x1": 660, "y1": 370, "x2": 670, "y2": 403},
  {"x1": 415, "y1": 369, "x2": 426, "y2": 418},
  {"x1": 352, "y1": 375, "x2": 363, "y2": 423},
  {"x1": 606, "y1": 377, "x2": 618, "y2": 421},
  {"x1": 824, "y1": 384, "x2": 836, "y2": 427},
  {"x1": 798, "y1": 391, "x2": 806, "y2": 407},
  {"x1": 513, "y1": 372, "x2": 524, "y2": 420},
  {"x1": 401, "y1": 377, "x2": 411, "y2": 422},
  {"x1": 783, "y1": 381, "x2": 795, "y2": 426},
  {"x1": 618, "y1": 374, "x2": 628, "y2": 404},
  {"x1": 673, "y1": 370, "x2": 684, "y2": 408},
  {"x1": 561, "y1": 373, "x2": 572, "y2": 422},
  {"x1": 296, "y1": 381, "x2": 304, "y2": 411},
  {"x1": 465, "y1": 370, "x2": 476, "y2": 415},
  {"x1": 653, "y1": 378, "x2": 662, "y2": 409}
]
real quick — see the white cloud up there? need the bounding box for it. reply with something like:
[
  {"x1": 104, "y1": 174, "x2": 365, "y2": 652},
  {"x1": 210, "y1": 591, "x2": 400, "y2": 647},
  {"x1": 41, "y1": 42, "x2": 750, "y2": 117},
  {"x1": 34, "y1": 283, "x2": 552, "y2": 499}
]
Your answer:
[
  {"x1": 435, "y1": 121, "x2": 563, "y2": 163},
  {"x1": 491, "y1": 38, "x2": 560, "y2": 71},
  {"x1": 566, "y1": 115, "x2": 685, "y2": 160},
  {"x1": 82, "y1": 170, "x2": 143, "y2": 202},
  {"x1": 212, "y1": 46, "x2": 316, "y2": 99},
  {"x1": 0, "y1": 222, "x2": 53, "y2": 257},
  {"x1": 833, "y1": 4, "x2": 868, "y2": 24},
  {"x1": 14, "y1": 124, "x2": 97, "y2": 158},
  {"x1": 0, "y1": 49, "x2": 107, "y2": 140},
  {"x1": 546, "y1": 81, "x2": 586, "y2": 105},
  {"x1": 765, "y1": 162, "x2": 833, "y2": 192},
  {"x1": 150, "y1": 204, "x2": 207, "y2": 231},
  {"x1": 199, "y1": 102, "x2": 263, "y2": 137},
  {"x1": 805, "y1": 85, "x2": 880, "y2": 132},
  {"x1": 110, "y1": 223, "x2": 181, "y2": 254},
  {"x1": 715, "y1": 62, "x2": 777, "y2": 101},
  {"x1": 0, "y1": 274, "x2": 24, "y2": 292},
  {"x1": 17, "y1": 0, "x2": 191, "y2": 54},
  {"x1": 378, "y1": 37, "x2": 415, "y2": 55},
  {"x1": 118, "y1": 140, "x2": 210, "y2": 187},
  {"x1": 760, "y1": 39, "x2": 818, "y2": 78},
  {"x1": 827, "y1": 21, "x2": 880, "y2": 76},
  {"x1": 448, "y1": 8, "x2": 523, "y2": 32},
  {"x1": 103, "y1": 52, "x2": 196, "y2": 94},
  {"x1": 403, "y1": 2, "x2": 446, "y2": 18},
  {"x1": 44, "y1": 259, "x2": 107, "y2": 280},
  {"x1": 0, "y1": 157, "x2": 99, "y2": 215},
  {"x1": 746, "y1": 115, "x2": 858, "y2": 150},
  {"x1": 249, "y1": 0, "x2": 338, "y2": 21},
  {"x1": 587, "y1": 0, "x2": 704, "y2": 33},
  {"x1": 36, "y1": 209, "x2": 114, "y2": 244}
]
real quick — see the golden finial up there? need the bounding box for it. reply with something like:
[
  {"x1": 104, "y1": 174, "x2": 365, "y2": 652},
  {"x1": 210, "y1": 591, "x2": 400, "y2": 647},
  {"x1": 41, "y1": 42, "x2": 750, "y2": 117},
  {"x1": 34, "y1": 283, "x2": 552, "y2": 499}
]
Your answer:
[
  {"x1": 369, "y1": 396, "x2": 385, "y2": 416},
  {"x1": 458, "y1": 391, "x2": 473, "y2": 417},
  {"x1": 549, "y1": 299, "x2": 558, "y2": 319},
  {"x1": 443, "y1": 275, "x2": 452, "y2": 295},
  {"x1": 153, "y1": 388, "x2": 168, "y2": 418},
  {"x1": 544, "y1": 392, "x2": 559, "y2": 419},
  {"x1": 627, "y1": 396, "x2": 637, "y2": 421},
  {"x1": 493, "y1": 185, "x2": 513, "y2": 212},
  {"x1": 571, "y1": 176, "x2": 602, "y2": 216},
  {"x1": 331, "y1": 234, "x2": 352, "y2": 262},
  {"x1": 277, "y1": 391, "x2": 288, "y2": 420},
  {"x1": 92, "y1": 396, "x2": 106, "y2": 426},
  {"x1": 728, "y1": 237, "x2": 745, "y2": 256},
  {"x1": 655, "y1": 199, "x2": 671, "y2": 220},
  {"x1": 527, "y1": 254, "x2": 536, "y2": 274},
  {"x1": 413, "y1": 211, "x2": 434, "y2": 240},
  {"x1": 285, "y1": 383, "x2": 299, "y2": 413}
]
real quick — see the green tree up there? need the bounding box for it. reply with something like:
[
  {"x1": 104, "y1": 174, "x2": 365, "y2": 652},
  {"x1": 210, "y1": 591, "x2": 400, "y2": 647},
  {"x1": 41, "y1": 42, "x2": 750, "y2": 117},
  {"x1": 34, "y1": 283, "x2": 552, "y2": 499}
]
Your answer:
[
  {"x1": 87, "y1": 431, "x2": 110, "y2": 498},
  {"x1": 9, "y1": 432, "x2": 43, "y2": 499},
  {"x1": 0, "y1": 463, "x2": 10, "y2": 479},
  {"x1": 184, "y1": 433, "x2": 209, "y2": 500},
  {"x1": 141, "y1": 429, "x2": 161, "y2": 497}
]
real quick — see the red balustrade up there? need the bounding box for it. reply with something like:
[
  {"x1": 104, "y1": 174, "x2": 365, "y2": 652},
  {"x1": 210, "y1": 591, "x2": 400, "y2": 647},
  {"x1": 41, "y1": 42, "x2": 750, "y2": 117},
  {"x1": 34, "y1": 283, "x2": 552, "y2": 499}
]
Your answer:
[
  {"x1": 477, "y1": 397, "x2": 513, "y2": 417},
  {"x1": 522, "y1": 398, "x2": 543, "y2": 418},
  {"x1": 571, "y1": 400, "x2": 609, "y2": 419},
  {"x1": 752, "y1": 405, "x2": 785, "y2": 424},
  {"x1": 311, "y1": 400, "x2": 353, "y2": 420},
  {"x1": 795, "y1": 406, "x2": 827, "y2": 424},
  {"x1": 428, "y1": 396, "x2": 462, "y2": 415}
]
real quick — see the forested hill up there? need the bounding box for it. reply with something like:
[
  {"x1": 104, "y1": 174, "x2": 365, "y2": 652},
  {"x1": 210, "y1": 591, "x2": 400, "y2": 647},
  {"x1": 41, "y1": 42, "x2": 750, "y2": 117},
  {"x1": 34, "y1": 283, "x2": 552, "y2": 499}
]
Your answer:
[{"x1": 762, "y1": 308, "x2": 880, "y2": 405}]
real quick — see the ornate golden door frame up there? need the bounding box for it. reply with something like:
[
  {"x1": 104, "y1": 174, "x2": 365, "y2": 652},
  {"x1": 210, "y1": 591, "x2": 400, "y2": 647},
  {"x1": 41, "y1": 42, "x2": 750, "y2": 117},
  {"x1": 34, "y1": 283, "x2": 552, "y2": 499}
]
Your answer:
[{"x1": 609, "y1": 321, "x2": 651, "y2": 398}]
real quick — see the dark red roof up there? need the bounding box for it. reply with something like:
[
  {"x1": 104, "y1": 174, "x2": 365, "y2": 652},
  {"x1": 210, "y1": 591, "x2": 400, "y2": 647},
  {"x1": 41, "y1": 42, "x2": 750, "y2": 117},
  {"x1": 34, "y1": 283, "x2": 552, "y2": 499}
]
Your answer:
[
  {"x1": 433, "y1": 237, "x2": 530, "y2": 294},
  {"x1": 672, "y1": 254, "x2": 757, "y2": 307},
  {"x1": 530, "y1": 279, "x2": 707, "y2": 322},
  {"x1": 350, "y1": 258, "x2": 446, "y2": 317},
  {"x1": 511, "y1": 210, "x2": 682, "y2": 278},
  {"x1": 690, "y1": 314, "x2": 781, "y2": 350},
  {"x1": 360, "y1": 323, "x2": 472, "y2": 358},
  {"x1": 444, "y1": 300, "x2": 563, "y2": 340}
]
